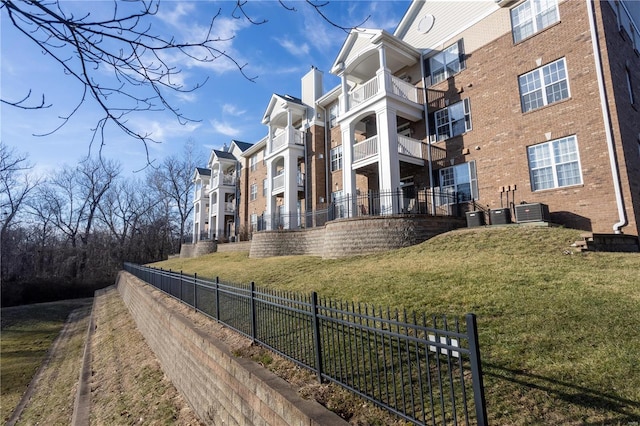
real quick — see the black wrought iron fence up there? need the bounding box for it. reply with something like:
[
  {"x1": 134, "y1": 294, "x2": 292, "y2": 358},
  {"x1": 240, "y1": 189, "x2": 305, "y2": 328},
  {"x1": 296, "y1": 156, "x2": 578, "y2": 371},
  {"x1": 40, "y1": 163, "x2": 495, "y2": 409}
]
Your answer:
[{"x1": 123, "y1": 263, "x2": 487, "y2": 426}]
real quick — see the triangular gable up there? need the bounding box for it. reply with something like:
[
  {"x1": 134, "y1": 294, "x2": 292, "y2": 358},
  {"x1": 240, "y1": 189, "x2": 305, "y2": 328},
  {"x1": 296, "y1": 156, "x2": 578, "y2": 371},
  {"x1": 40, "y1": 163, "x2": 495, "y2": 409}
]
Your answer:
[{"x1": 262, "y1": 94, "x2": 307, "y2": 127}]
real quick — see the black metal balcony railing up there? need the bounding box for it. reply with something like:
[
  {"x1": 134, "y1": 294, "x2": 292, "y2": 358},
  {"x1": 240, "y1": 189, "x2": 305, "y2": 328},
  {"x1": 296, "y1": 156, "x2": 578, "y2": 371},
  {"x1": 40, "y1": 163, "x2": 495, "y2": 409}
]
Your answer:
[{"x1": 123, "y1": 263, "x2": 487, "y2": 426}]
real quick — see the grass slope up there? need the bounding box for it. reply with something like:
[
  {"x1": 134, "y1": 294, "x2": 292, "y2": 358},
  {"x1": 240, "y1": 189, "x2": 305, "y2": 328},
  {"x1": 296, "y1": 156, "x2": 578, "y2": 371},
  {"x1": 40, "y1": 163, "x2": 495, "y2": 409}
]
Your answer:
[
  {"x1": 0, "y1": 299, "x2": 92, "y2": 423},
  {"x1": 153, "y1": 226, "x2": 640, "y2": 425}
]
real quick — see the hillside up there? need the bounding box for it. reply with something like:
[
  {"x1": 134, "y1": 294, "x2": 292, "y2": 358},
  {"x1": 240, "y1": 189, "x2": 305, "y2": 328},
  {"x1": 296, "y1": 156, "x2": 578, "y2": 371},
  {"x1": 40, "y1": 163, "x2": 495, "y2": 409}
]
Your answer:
[{"x1": 153, "y1": 226, "x2": 640, "y2": 424}]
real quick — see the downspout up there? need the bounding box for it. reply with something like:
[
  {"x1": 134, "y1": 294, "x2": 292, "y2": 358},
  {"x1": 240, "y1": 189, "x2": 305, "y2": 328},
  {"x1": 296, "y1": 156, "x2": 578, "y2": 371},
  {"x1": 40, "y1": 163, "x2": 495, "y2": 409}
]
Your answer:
[
  {"x1": 587, "y1": 0, "x2": 627, "y2": 233},
  {"x1": 420, "y1": 52, "x2": 435, "y2": 215}
]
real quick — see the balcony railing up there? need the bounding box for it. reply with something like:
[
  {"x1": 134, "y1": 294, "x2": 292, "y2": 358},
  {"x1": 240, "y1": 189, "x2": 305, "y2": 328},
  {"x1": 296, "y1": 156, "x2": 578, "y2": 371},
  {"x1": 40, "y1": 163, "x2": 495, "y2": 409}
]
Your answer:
[
  {"x1": 397, "y1": 135, "x2": 424, "y2": 159},
  {"x1": 353, "y1": 135, "x2": 379, "y2": 163},
  {"x1": 212, "y1": 173, "x2": 236, "y2": 188},
  {"x1": 272, "y1": 129, "x2": 305, "y2": 153},
  {"x1": 273, "y1": 173, "x2": 285, "y2": 192},
  {"x1": 347, "y1": 71, "x2": 422, "y2": 112},
  {"x1": 211, "y1": 201, "x2": 236, "y2": 214}
]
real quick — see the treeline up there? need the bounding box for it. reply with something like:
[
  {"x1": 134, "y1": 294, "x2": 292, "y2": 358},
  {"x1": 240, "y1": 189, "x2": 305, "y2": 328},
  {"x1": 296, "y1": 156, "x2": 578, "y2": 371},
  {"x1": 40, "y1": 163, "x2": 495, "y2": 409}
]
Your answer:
[{"x1": 0, "y1": 142, "x2": 201, "y2": 306}]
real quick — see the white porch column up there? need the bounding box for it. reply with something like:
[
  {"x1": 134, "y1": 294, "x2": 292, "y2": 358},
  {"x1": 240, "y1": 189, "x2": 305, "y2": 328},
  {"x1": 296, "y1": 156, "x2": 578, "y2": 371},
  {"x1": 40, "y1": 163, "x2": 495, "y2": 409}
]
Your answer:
[
  {"x1": 213, "y1": 189, "x2": 225, "y2": 238},
  {"x1": 377, "y1": 106, "x2": 400, "y2": 214},
  {"x1": 377, "y1": 45, "x2": 389, "y2": 71},
  {"x1": 208, "y1": 191, "x2": 215, "y2": 238},
  {"x1": 341, "y1": 123, "x2": 357, "y2": 217},
  {"x1": 192, "y1": 204, "x2": 198, "y2": 241},
  {"x1": 266, "y1": 121, "x2": 273, "y2": 155},
  {"x1": 284, "y1": 153, "x2": 299, "y2": 229},
  {"x1": 266, "y1": 158, "x2": 275, "y2": 230},
  {"x1": 340, "y1": 74, "x2": 350, "y2": 114}
]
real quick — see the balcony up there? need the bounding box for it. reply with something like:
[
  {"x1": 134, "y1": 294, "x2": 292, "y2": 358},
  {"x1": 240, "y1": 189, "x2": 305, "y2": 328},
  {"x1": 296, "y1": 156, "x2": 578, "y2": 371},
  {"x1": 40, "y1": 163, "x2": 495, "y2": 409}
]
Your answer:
[
  {"x1": 352, "y1": 134, "x2": 424, "y2": 168},
  {"x1": 212, "y1": 202, "x2": 236, "y2": 214},
  {"x1": 212, "y1": 173, "x2": 236, "y2": 188},
  {"x1": 347, "y1": 71, "x2": 423, "y2": 114},
  {"x1": 271, "y1": 128, "x2": 305, "y2": 154},
  {"x1": 272, "y1": 172, "x2": 305, "y2": 194}
]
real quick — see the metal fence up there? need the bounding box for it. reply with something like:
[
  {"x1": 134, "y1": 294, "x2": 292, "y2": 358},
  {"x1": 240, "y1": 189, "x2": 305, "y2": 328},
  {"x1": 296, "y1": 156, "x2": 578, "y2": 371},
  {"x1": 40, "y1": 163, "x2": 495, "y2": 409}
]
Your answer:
[{"x1": 123, "y1": 263, "x2": 487, "y2": 426}]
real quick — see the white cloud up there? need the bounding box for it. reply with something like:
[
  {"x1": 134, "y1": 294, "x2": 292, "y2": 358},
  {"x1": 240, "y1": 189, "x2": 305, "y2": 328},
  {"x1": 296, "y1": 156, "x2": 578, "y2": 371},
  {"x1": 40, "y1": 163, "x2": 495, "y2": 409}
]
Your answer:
[
  {"x1": 210, "y1": 119, "x2": 241, "y2": 137},
  {"x1": 131, "y1": 118, "x2": 202, "y2": 141},
  {"x1": 222, "y1": 104, "x2": 247, "y2": 116},
  {"x1": 274, "y1": 37, "x2": 310, "y2": 57}
]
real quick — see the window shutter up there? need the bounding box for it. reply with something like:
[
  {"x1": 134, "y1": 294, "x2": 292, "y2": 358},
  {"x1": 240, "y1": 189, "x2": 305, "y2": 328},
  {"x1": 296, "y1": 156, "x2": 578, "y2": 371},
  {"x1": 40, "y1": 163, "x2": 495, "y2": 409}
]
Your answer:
[
  {"x1": 469, "y1": 160, "x2": 478, "y2": 200},
  {"x1": 458, "y1": 39, "x2": 466, "y2": 70}
]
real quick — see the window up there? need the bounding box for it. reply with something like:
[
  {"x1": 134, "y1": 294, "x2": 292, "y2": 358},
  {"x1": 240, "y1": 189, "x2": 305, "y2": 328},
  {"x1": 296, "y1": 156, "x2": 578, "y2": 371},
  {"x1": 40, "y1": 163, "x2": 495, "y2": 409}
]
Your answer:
[
  {"x1": 250, "y1": 154, "x2": 258, "y2": 172},
  {"x1": 329, "y1": 103, "x2": 339, "y2": 127},
  {"x1": 528, "y1": 135, "x2": 582, "y2": 191},
  {"x1": 437, "y1": 161, "x2": 478, "y2": 203},
  {"x1": 626, "y1": 67, "x2": 636, "y2": 105},
  {"x1": 426, "y1": 40, "x2": 465, "y2": 86},
  {"x1": 330, "y1": 145, "x2": 343, "y2": 172},
  {"x1": 511, "y1": 0, "x2": 559, "y2": 43},
  {"x1": 250, "y1": 214, "x2": 258, "y2": 231},
  {"x1": 262, "y1": 178, "x2": 268, "y2": 197},
  {"x1": 250, "y1": 183, "x2": 257, "y2": 201},
  {"x1": 519, "y1": 58, "x2": 569, "y2": 113},
  {"x1": 433, "y1": 99, "x2": 472, "y2": 141}
]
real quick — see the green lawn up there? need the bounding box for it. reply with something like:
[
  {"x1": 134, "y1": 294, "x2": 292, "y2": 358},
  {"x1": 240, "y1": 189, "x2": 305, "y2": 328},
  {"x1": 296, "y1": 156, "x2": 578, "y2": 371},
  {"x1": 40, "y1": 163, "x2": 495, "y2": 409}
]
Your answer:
[{"x1": 153, "y1": 226, "x2": 640, "y2": 425}]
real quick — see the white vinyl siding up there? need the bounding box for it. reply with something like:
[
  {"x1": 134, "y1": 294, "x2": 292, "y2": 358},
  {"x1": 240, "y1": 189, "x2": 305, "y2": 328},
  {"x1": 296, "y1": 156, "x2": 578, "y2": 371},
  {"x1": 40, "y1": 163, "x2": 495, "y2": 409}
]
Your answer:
[{"x1": 528, "y1": 136, "x2": 582, "y2": 191}]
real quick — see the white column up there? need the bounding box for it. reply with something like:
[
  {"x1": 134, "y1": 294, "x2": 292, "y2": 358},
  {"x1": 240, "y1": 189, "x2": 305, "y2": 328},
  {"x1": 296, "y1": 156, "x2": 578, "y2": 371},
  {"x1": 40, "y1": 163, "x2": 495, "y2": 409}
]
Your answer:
[
  {"x1": 377, "y1": 45, "x2": 388, "y2": 71},
  {"x1": 266, "y1": 122, "x2": 273, "y2": 155},
  {"x1": 341, "y1": 123, "x2": 356, "y2": 217},
  {"x1": 266, "y1": 159, "x2": 275, "y2": 230},
  {"x1": 377, "y1": 106, "x2": 400, "y2": 214},
  {"x1": 340, "y1": 74, "x2": 350, "y2": 114},
  {"x1": 214, "y1": 189, "x2": 225, "y2": 238},
  {"x1": 284, "y1": 153, "x2": 299, "y2": 229}
]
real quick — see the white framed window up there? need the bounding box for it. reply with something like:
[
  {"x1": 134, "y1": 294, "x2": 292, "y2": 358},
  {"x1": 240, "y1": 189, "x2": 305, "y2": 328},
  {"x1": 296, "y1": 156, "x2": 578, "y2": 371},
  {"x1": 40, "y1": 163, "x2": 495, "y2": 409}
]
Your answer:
[
  {"x1": 511, "y1": 0, "x2": 559, "y2": 43},
  {"x1": 250, "y1": 213, "x2": 258, "y2": 230},
  {"x1": 528, "y1": 135, "x2": 582, "y2": 191},
  {"x1": 262, "y1": 178, "x2": 268, "y2": 197},
  {"x1": 434, "y1": 99, "x2": 472, "y2": 141},
  {"x1": 329, "y1": 103, "x2": 339, "y2": 127},
  {"x1": 437, "y1": 161, "x2": 478, "y2": 204},
  {"x1": 519, "y1": 58, "x2": 569, "y2": 113},
  {"x1": 250, "y1": 183, "x2": 257, "y2": 201},
  {"x1": 426, "y1": 40, "x2": 465, "y2": 86},
  {"x1": 250, "y1": 154, "x2": 258, "y2": 172},
  {"x1": 330, "y1": 145, "x2": 343, "y2": 172}
]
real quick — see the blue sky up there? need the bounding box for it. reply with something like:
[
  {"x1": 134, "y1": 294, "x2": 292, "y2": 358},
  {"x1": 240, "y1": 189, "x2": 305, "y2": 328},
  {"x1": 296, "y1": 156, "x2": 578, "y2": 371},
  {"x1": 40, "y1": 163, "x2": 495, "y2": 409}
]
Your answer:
[{"x1": 1, "y1": 1, "x2": 411, "y2": 175}]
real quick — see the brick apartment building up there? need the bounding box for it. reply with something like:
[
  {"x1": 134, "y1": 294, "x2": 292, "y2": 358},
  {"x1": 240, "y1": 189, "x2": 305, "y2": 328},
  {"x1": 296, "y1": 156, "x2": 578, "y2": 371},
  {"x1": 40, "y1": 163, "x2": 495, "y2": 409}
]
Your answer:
[{"x1": 191, "y1": 0, "x2": 640, "y2": 245}]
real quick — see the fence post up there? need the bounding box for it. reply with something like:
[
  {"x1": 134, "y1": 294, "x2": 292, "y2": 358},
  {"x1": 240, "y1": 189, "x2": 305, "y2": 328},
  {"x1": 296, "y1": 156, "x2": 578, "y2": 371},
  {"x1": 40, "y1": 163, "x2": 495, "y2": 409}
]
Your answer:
[
  {"x1": 466, "y1": 313, "x2": 487, "y2": 426},
  {"x1": 250, "y1": 281, "x2": 257, "y2": 343},
  {"x1": 179, "y1": 270, "x2": 183, "y2": 301},
  {"x1": 311, "y1": 292, "x2": 324, "y2": 383},
  {"x1": 193, "y1": 273, "x2": 198, "y2": 311},
  {"x1": 215, "y1": 277, "x2": 220, "y2": 321}
]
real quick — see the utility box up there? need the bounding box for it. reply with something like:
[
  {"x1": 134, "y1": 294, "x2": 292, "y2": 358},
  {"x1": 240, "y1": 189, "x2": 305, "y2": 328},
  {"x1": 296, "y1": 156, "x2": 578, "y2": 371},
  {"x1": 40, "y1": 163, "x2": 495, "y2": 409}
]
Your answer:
[
  {"x1": 490, "y1": 208, "x2": 511, "y2": 225},
  {"x1": 515, "y1": 203, "x2": 550, "y2": 223},
  {"x1": 466, "y1": 211, "x2": 485, "y2": 227}
]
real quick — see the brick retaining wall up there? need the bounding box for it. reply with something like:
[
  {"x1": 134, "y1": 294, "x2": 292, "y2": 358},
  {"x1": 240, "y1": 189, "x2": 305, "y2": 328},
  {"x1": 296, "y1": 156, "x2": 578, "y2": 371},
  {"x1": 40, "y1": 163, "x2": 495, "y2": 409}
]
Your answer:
[
  {"x1": 116, "y1": 272, "x2": 347, "y2": 426},
  {"x1": 250, "y1": 216, "x2": 466, "y2": 259}
]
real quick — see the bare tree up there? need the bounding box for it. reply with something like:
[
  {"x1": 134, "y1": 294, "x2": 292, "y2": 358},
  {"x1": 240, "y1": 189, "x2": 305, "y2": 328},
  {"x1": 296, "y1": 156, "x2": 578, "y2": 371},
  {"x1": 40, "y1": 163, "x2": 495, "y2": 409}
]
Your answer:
[
  {"x1": 33, "y1": 157, "x2": 120, "y2": 277},
  {"x1": 146, "y1": 141, "x2": 203, "y2": 253},
  {"x1": 1, "y1": 0, "x2": 367, "y2": 160},
  {"x1": 0, "y1": 143, "x2": 39, "y2": 238}
]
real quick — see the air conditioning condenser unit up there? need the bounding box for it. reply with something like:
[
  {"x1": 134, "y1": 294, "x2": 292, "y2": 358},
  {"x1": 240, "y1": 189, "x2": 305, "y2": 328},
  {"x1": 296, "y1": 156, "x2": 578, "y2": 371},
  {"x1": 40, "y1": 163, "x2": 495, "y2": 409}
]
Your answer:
[{"x1": 515, "y1": 203, "x2": 550, "y2": 223}]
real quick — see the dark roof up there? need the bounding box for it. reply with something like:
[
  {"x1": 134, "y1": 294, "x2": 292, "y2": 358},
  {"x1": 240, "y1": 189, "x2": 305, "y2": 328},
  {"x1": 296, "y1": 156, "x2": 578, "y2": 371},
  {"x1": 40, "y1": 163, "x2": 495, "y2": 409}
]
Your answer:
[
  {"x1": 231, "y1": 140, "x2": 254, "y2": 152},
  {"x1": 195, "y1": 167, "x2": 211, "y2": 176},
  {"x1": 213, "y1": 150, "x2": 236, "y2": 160},
  {"x1": 276, "y1": 93, "x2": 304, "y2": 105}
]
